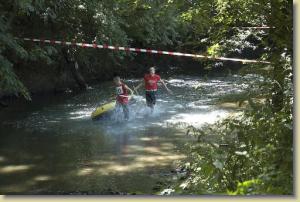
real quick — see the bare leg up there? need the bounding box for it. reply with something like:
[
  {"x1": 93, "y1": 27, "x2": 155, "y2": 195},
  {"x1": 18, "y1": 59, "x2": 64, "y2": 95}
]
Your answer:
[
  {"x1": 122, "y1": 104, "x2": 129, "y2": 120},
  {"x1": 150, "y1": 105, "x2": 154, "y2": 114}
]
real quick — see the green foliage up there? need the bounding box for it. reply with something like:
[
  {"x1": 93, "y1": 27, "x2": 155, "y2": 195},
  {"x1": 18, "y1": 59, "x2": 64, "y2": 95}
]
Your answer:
[
  {"x1": 0, "y1": 55, "x2": 31, "y2": 100},
  {"x1": 207, "y1": 43, "x2": 221, "y2": 57},
  {"x1": 116, "y1": 0, "x2": 180, "y2": 46},
  {"x1": 0, "y1": 0, "x2": 293, "y2": 101},
  {"x1": 227, "y1": 179, "x2": 262, "y2": 195},
  {"x1": 1, "y1": 10, "x2": 30, "y2": 98},
  {"x1": 1, "y1": 0, "x2": 189, "y2": 98},
  {"x1": 178, "y1": 68, "x2": 293, "y2": 194},
  {"x1": 0, "y1": 0, "x2": 293, "y2": 195}
]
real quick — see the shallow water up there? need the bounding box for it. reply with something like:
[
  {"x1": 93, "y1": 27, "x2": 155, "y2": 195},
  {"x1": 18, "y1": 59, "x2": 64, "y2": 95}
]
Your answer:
[{"x1": 0, "y1": 74, "x2": 261, "y2": 194}]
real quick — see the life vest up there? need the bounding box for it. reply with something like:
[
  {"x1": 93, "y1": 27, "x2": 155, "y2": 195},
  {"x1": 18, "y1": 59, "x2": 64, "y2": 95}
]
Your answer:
[{"x1": 116, "y1": 83, "x2": 129, "y2": 104}]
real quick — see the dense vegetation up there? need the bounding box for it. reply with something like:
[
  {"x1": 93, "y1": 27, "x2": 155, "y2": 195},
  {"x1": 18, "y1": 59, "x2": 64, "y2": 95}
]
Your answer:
[
  {"x1": 2, "y1": 0, "x2": 291, "y2": 97},
  {"x1": 172, "y1": 0, "x2": 293, "y2": 195},
  {"x1": 176, "y1": 74, "x2": 293, "y2": 194},
  {"x1": 0, "y1": 0, "x2": 293, "y2": 195}
]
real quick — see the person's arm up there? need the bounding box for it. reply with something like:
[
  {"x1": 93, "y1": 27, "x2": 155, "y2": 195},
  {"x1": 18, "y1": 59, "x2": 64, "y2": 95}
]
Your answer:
[
  {"x1": 134, "y1": 82, "x2": 143, "y2": 90},
  {"x1": 134, "y1": 81, "x2": 144, "y2": 93},
  {"x1": 125, "y1": 85, "x2": 134, "y2": 96},
  {"x1": 159, "y1": 79, "x2": 173, "y2": 94}
]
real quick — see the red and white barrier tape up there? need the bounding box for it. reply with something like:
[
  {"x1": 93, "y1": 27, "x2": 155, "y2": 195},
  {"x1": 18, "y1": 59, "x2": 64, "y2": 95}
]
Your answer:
[
  {"x1": 19, "y1": 37, "x2": 270, "y2": 64},
  {"x1": 232, "y1": 26, "x2": 274, "y2": 29}
]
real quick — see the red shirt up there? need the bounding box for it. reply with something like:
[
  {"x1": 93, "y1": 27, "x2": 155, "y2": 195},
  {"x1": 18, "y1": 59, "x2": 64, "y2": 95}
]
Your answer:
[
  {"x1": 144, "y1": 74, "x2": 161, "y2": 91},
  {"x1": 116, "y1": 83, "x2": 129, "y2": 104}
]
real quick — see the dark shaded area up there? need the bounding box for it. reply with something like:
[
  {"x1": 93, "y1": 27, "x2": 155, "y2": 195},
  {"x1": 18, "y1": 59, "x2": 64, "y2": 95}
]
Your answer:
[{"x1": 0, "y1": 126, "x2": 187, "y2": 194}]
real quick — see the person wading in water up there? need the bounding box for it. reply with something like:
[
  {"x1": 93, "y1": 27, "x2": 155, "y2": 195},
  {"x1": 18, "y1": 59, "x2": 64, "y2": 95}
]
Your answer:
[
  {"x1": 134, "y1": 66, "x2": 172, "y2": 113},
  {"x1": 113, "y1": 74, "x2": 134, "y2": 120}
]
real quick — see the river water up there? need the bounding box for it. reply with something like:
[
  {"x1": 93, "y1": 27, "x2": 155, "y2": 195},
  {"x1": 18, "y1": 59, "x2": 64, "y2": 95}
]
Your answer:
[{"x1": 0, "y1": 74, "x2": 261, "y2": 194}]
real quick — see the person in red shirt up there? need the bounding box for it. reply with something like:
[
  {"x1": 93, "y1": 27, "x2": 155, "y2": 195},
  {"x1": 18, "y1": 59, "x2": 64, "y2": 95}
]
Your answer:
[
  {"x1": 113, "y1": 75, "x2": 133, "y2": 120},
  {"x1": 134, "y1": 66, "x2": 172, "y2": 113}
]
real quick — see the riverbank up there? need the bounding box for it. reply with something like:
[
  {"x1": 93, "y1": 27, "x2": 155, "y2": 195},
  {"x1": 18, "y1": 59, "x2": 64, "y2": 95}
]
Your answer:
[{"x1": 165, "y1": 96, "x2": 292, "y2": 195}]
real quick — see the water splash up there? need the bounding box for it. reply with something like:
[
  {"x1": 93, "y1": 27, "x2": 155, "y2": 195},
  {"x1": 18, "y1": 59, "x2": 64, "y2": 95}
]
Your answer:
[{"x1": 1, "y1": 75, "x2": 259, "y2": 135}]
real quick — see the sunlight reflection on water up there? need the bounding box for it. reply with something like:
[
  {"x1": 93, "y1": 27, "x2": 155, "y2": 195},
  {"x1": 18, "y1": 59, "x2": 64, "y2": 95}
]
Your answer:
[{"x1": 1, "y1": 75, "x2": 262, "y2": 134}]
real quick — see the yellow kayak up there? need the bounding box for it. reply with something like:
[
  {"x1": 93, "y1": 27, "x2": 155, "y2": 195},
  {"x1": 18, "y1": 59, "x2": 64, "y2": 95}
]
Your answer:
[
  {"x1": 91, "y1": 95, "x2": 133, "y2": 120},
  {"x1": 91, "y1": 101, "x2": 116, "y2": 119}
]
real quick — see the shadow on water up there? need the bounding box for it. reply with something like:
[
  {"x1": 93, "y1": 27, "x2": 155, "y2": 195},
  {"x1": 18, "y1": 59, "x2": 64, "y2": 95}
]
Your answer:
[
  {"x1": 0, "y1": 74, "x2": 263, "y2": 194},
  {"x1": 0, "y1": 126, "x2": 186, "y2": 194}
]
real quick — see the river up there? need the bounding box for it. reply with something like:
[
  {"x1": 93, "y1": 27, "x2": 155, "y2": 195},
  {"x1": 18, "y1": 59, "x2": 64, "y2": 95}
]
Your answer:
[{"x1": 0, "y1": 74, "x2": 261, "y2": 194}]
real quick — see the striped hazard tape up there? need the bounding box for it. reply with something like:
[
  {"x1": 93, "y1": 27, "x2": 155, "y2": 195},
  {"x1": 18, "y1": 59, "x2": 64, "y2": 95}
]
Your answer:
[{"x1": 19, "y1": 37, "x2": 270, "y2": 64}]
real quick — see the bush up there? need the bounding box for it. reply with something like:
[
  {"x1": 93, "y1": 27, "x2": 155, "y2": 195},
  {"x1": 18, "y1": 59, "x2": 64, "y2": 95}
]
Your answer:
[{"x1": 177, "y1": 74, "x2": 293, "y2": 195}]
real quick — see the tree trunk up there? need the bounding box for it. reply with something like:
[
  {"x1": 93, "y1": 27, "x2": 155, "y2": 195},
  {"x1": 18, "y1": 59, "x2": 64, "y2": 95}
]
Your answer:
[
  {"x1": 70, "y1": 61, "x2": 88, "y2": 90},
  {"x1": 62, "y1": 48, "x2": 88, "y2": 90}
]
